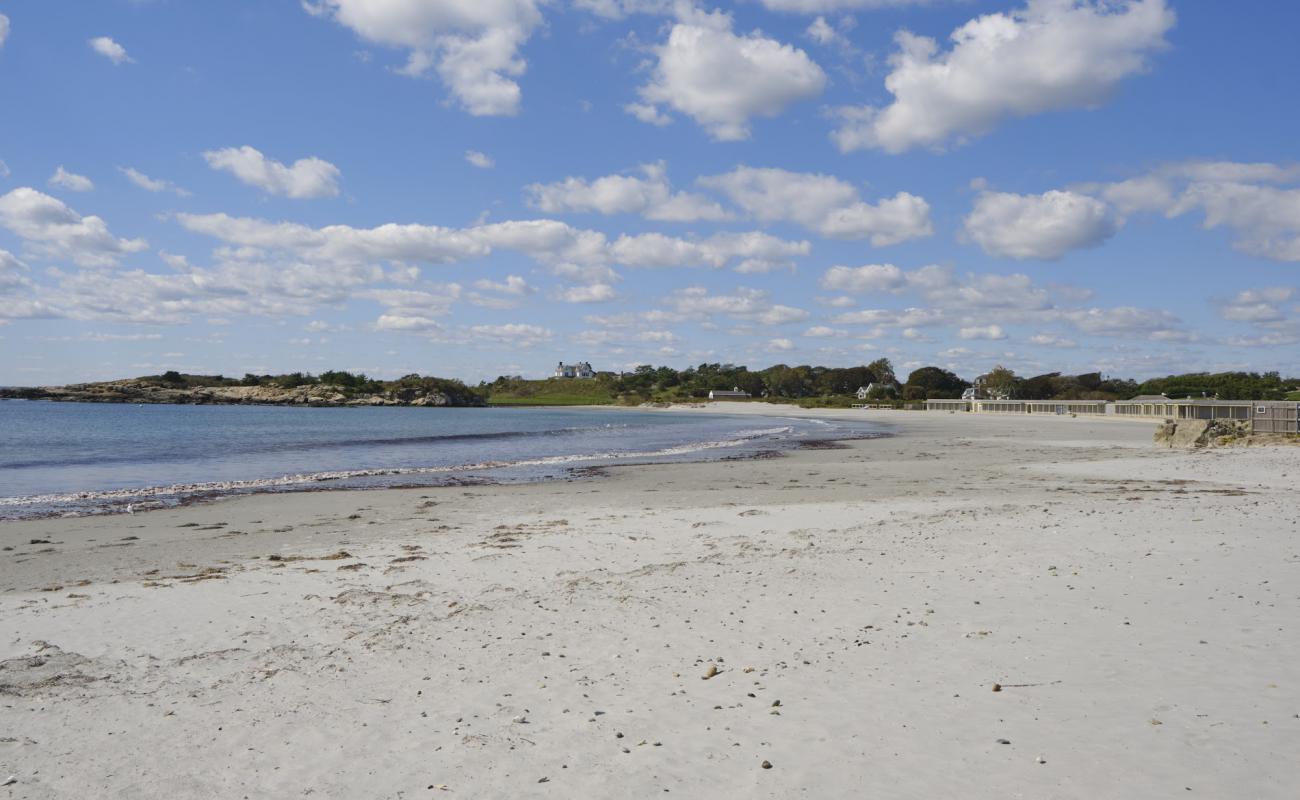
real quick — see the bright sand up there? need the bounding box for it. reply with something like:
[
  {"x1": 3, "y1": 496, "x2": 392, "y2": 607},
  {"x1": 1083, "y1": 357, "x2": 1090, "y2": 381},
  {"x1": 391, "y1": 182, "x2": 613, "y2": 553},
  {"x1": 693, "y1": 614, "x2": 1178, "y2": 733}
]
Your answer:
[{"x1": 1, "y1": 406, "x2": 1297, "y2": 798}]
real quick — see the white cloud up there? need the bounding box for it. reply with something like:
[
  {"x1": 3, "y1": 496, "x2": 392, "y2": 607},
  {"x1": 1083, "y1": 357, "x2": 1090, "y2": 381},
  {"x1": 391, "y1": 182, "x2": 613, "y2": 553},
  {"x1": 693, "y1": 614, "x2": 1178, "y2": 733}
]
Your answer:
[
  {"x1": 623, "y1": 102, "x2": 673, "y2": 127},
  {"x1": 0, "y1": 249, "x2": 32, "y2": 294},
  {"x1": 959, "y1": 324, "x2": 1005, "y2": 340},
  {"x1": 964, "y1": 189, "x2": 1118, "y2": 260},
  {"x1": 805, "y1": 16, "x2": 848, "y2": 48},
  {"x1": 1216, "y1": 287, "x2": 1294, "y2": 324},
  {"x1": 527, "y1": 162, "x2": 731, "y2": 222},
  {"x1": 831, "y1": 0, "x2": 1174, "y2": 153},
  {"x1": 802, "y1": 325, "x2": 845, "y2": 338},
  {"x1": 698, "y1": 166, "x2": 931, "y2": 244},
  {"x1": 819, "y1": 263, "x2": 907, "y2": 293},
  {"x1": 472, "y1": 274, "x2": 532, "y2": 296},
  {"x1": 1079, "y1": 160, "x2": 1300, "y2": 262},
  {"x1": 119, "y1": 166, "x2": 190, "y2": 196},
  {"x1": 610, "y1": 230, "x2": 810, "y2": 272},
  {"x1": 203, "y1": 146, "x2": 341, "y2": 198},
  {"x1": 558, "y1": 283, "x2": 618, "y2": 303},
  {"x1": 1173, "y1": 181, "x2": 1300, "y2": 261},
  {"x1": 468, "y1": 322, "x2": 552, "y2": 343},
  {"x1": 0, "y1": 14, "x2": 10, "y2": 49},
  {"x1": 0, "y1": 187, "x2": 147, "y2": 267},
  {"x1": 1063, "y1": 306, "x2": 1187, "y2": 339},
  {"x1": 631, "y1": 10, "x2": 826, "y2": 141},
  {"x1": 49, "y1": 166, "x2": 94, "y2": 192},
  {"x1": 662, "y1": 285, "x2": 808, "y2": 325},
  {"x1": 1028, "y1": 333, "x2": 1077, "y2": 348},
  {"x1": 465, "y1": 150, "x2": 495, "y2": 169},
  {"x1": 766, "y1": 337, "x2": 795, "y2": 352},
  {"x1": 305, "y1": 0, "x2": 542, "y2": 116},
  {"x1": 89, "y1": 36, "x2": 134, "y2": 65},
  {"x1": 761, "y1": 0, "x2": 927, "y2": 10}
]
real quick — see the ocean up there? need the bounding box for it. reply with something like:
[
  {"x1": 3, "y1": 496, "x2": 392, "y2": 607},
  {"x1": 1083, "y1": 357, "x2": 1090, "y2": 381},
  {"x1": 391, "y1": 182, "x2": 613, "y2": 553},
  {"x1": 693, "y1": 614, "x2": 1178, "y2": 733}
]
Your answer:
[{"x1": 0, "y1": 401, "x2": 883, "y2": 519}]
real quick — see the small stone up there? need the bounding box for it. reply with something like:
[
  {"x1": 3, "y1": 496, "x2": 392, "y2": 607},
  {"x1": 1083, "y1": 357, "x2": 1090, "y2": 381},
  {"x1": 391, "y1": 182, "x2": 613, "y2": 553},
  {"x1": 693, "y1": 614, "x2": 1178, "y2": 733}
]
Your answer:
[
  {"x1": 996, "y1": 739, "x2": 1011, "y2": 745},
  {"x1": 1036, "y1": 756, "x2": 1046, "y2": 764},
  {"x1": 991, "y1": 683, "x2": 1002, "y2": 692},
  {"x1": 512, "y1": 715, "x2": 528, "y2": 724},
  {"x1": 771, "y1": 699, "x2": 781, "y2": 707},
  {"x1": 761, "y1": 760, "x2": 773, "y2": 770},
  {"x1": 537, "y1": 776, "x2": 550, "y2": 783},
  {"x1": 616, "y1": 732, "x2": 624, "y2": 739},
  {"x1": 703, "y1": 664, "x2": 719, "y2": 680}
]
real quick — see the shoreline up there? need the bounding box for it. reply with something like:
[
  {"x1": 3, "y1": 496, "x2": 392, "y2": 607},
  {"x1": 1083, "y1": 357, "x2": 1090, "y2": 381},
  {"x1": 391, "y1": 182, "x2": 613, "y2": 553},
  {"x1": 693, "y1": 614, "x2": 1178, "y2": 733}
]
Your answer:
[
  {"x1": 0, "y1": 404, "x2": 885, "y2": 521},
  {"x1": 3, "y1": 409, "x2": 1298, "y2": 797}
]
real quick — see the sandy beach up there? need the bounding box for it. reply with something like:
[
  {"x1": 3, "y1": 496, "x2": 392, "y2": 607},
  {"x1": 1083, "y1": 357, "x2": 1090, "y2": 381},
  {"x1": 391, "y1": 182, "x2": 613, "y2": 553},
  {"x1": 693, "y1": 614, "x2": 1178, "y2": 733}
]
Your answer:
[{"x1": 2, "y1": 405, "x2": 1298, "y2": 798}]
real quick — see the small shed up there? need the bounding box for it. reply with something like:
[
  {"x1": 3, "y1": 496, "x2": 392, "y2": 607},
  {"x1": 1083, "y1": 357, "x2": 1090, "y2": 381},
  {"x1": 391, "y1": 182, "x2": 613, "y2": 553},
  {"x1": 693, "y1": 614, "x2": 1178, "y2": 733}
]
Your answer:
[
  {"x1": 1252, "y1": 401, "x2": 1300, "y2": 434},
  {"x1": 708, "y1": 387, "x2": 751, "y2": 400}
]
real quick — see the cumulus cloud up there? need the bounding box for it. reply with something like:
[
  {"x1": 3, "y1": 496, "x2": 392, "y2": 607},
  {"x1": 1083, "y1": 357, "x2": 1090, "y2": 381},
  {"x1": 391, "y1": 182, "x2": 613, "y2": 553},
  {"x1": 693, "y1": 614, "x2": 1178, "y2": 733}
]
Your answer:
[
  {"x1": 305, "y1": 0, "x2": 542, "y2": 116},
  {"x1": 698, "y1": 166, "x2": 931, "y2": 244},
  {"x1": 831, "y1": 0, "x2": 1174, "y2": 153},
  {"x1": 89, "y1": 36, "x2": 134, "y2": 65},
  {"x1": 958, "y1": 324, "x2": 1005, "y2": 340},
  {"x1": 48, "y1": 166, "x2": 94, "y2": 193},
  {"x1": 468, "y1": 322, "x2": 552, "y2": 343},
  {"x1": 630, "y1": 9, "x2": 826, "y2": 141},
  {"x1": 0, "y1": 249, "x2": 32, "y2": 294},
  {"x1": 119, "y1": 166, "x2": 190, "y2": 196},
  {"x1": 1172, "y1": 181, "x2": 1300, "y2": 261},
  {"x1": 0, "y1": 187, "x2": 147, "y2": 267},
  {"x1": 964, "y1": 189, "x2": 1119, "y2": 260},
  {"x1": 819, "y1": 263, "x2": 908, "y2": 293},
  {"x1": 766, "y1": 337, "x2": 795, "y2": 351},
  {"x1": 662, "y1": 286, "x2": 808, "y2": 325},
  {"x1": 0, "y1": 15, "x2": 10, "y2": 49},
  {"x1": 1062, "y1": 306, "x2": 1187, "y2": 340},
  {"x1": 761, "y1": 0, "x2": 927, "y2": 9},
  {"x1": 558, "y1": 283, "x2": 618, "y2": 303},
  {"x1": 465, "y1": 150, "x2": 495, "y2": 169},
  {"x1": 610, "y1": 230, "x2": 810, "y2": 272},
  {"x1": 802, "y1": 325, "x2": 846, "y2": 338},
  {"x1": 820, "y1": 264, "x2": 1062, "y2": 314},
  {"x1": 1028, "y1": 333, "x2": 1077, "y2": 347},
  {"x1": 203, "y1": 146, "x2": 341, "y2": 198},
  {"x1": 1215, "y1": 287, "x2": 1294, "y2": 324},
  {"x1": 527, "y1": 162, "x2": 731, "y2": 222},
  {"x1": 1069, "y1": 160, "x2": 1300, "y2": 262},
  {"x1": 176, "y1": 209, "x2": 802, "y2": 278}
]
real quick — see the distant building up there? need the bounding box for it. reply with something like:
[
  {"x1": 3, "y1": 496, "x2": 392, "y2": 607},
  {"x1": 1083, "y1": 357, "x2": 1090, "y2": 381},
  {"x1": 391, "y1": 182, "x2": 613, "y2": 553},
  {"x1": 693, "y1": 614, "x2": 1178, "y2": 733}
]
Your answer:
[
  {"x1": 963, "y1": 372, "x2": 1011, "y2": 401},
  {"x1": 856, "y1": 382, "x2": 897, "y2": 400},
  {"x1": 708, "y1": 387, "x2": 751, "y2": 400},
  {"x1": 553, "y1": 361, "x2": 595, "y2": 379}
]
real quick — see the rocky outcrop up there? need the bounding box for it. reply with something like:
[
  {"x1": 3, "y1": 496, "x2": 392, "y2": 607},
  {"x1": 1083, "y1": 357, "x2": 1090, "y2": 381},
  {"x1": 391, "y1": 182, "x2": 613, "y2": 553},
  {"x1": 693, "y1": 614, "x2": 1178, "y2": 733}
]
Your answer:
[
  {"x1": 0, "y1": 380, "x2": 474, "y2": 408},
  {"x1": 1154, "y1": 418, "x2": 1251, "y2": 448}
]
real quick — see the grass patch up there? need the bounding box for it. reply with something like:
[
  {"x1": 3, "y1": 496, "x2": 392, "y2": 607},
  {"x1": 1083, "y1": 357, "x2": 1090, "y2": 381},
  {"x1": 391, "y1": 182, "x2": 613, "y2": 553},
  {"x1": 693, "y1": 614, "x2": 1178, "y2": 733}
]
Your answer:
[{"x1": 486, "y1": 379, "x2": 617, "y2": 406}]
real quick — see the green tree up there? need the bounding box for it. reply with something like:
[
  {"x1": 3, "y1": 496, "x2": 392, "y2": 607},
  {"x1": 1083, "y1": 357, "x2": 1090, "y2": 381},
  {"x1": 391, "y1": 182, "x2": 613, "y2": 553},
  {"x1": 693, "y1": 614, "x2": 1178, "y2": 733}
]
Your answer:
[{"x1": 903, "y1": 367, "x2": 968, "y2": 400}]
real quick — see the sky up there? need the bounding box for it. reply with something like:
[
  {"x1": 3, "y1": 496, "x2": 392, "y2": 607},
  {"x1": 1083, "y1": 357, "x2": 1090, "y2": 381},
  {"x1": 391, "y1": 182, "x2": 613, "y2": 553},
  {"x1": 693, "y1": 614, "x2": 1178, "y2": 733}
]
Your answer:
[{"x1": 1, "y1": 0, "x2": 1298, "y2": 386}]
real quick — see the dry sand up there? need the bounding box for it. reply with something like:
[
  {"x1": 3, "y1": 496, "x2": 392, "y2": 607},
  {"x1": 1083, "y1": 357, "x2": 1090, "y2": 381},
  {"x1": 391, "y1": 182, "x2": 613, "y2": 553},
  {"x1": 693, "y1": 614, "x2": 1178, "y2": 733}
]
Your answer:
[{"x1": 2, "y1": 406, "x2": 1298, "y2": 798}]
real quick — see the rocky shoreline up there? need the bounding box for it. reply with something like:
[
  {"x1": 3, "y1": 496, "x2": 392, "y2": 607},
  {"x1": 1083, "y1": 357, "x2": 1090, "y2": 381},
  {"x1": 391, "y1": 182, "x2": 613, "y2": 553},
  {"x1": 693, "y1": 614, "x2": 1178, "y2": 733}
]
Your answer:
[{"x1": 0, "y1": 380, "x2": 480, "y2": 408}]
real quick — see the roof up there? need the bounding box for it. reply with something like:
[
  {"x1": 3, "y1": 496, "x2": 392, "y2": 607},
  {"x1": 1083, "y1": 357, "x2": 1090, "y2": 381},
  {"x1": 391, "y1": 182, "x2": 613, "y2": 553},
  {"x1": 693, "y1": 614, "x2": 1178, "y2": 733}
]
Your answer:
[{"x1": 1127, "y1": 394, "x2": 1172, "y2": 402}]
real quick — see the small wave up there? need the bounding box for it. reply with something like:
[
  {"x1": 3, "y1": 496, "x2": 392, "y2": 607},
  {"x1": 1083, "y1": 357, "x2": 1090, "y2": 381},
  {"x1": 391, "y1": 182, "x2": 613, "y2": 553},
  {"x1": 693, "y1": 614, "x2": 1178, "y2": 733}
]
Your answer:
[{"x1": 0, "y1": 425, "x2": 796, "y2": 511}]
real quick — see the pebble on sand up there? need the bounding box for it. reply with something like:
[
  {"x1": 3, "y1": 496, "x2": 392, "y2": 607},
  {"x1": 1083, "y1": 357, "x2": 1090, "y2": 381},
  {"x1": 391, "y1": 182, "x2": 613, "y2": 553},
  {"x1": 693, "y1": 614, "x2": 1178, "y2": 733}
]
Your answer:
[{"x1": 761, "y1": 760, "x2": 773, "y2": 770}]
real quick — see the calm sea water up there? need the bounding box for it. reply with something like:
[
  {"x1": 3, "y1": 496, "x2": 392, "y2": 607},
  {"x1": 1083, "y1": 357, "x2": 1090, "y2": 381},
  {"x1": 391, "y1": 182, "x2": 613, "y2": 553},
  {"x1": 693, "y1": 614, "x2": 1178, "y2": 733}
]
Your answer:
[{"x1": 0, "y1": 401, "x2": 883, "y2": 518}]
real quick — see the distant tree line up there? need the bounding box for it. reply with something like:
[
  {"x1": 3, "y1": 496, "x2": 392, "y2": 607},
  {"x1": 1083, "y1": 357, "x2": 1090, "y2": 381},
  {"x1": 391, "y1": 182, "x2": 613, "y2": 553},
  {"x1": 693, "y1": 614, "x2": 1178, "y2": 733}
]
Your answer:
[
  {"x1": 147, "y1": 364, "x2": 1299, "y2": 407},
  {"x1": 148, "y1": 370, "x2": 484, "y2": 405}
]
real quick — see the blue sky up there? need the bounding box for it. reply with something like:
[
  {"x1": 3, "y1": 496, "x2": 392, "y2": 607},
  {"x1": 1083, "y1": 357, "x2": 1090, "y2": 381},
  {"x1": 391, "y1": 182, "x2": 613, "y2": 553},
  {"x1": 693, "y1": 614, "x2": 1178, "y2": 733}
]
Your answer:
[{"x1": 1, "y1": 0, "x2": 1297, "y2": 385}]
